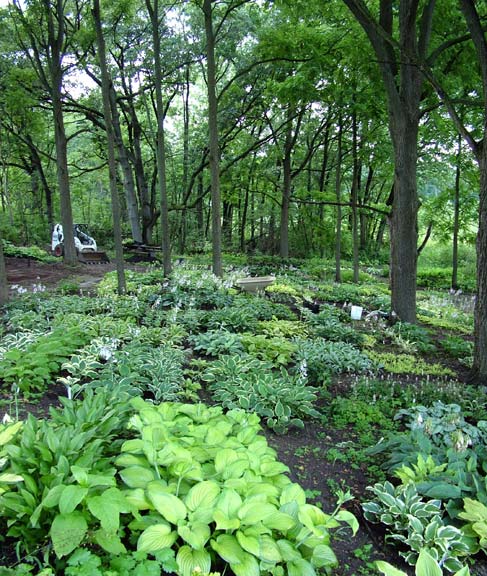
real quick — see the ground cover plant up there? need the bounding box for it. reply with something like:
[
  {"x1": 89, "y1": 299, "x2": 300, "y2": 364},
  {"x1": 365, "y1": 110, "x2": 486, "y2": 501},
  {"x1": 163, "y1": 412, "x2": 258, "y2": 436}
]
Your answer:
[{"x1": 0, "y1": 258, "x2": 485, "y2": 575}]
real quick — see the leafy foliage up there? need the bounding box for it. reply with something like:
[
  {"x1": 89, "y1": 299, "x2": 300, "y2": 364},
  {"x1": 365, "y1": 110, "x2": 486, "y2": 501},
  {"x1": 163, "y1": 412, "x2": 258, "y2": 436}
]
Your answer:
[
  {"x1": 295, "y1": 339, "x2": 373, "y2": 383},
  {"x1": 0, "y1": 327, "x2": 91, "y2": 395},
  {"x1": 363, "y1": 481, "x2": 472, "y2": 569},
  {"x1": 201, "y1": 355, "x2": 319, "y2": 432}
]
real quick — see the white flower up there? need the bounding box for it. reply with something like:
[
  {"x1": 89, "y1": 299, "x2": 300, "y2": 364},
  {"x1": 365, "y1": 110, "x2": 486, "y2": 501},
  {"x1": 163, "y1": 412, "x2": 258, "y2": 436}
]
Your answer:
[{"x1": 2, "y1": 413, "x2": 13, "y2": 424}]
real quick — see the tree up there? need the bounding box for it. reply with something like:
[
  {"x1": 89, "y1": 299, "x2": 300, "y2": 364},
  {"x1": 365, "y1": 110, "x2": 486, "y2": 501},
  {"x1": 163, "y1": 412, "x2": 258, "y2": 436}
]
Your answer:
[
  {"x1": 92, "y1": 0, "x2": 126, "y2": 295},
  {"x1": 342, "y1": 0, "x2": 436, "y2": 322},
  {"x1": 202, "y1": 0, "x2": 223, "y2": 277},
  {"x1": 146, "y1": 0, "x2": 171, "y2": 276},
  {"x1": 11, "y1": 0, "x2": 79, "y2": 265}
]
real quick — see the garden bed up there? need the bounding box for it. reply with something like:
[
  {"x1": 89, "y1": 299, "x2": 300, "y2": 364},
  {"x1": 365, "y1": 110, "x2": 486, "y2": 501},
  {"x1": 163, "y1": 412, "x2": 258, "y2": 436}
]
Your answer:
[{"x1": 0, "y1": 258, "x2": 485, "y2": 575}]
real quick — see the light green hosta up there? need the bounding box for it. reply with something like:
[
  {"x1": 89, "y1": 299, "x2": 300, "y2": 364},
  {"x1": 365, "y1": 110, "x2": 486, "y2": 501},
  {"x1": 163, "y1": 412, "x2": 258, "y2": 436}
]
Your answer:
[{"x1": 118, "y1": 398, "x2": 358, "y2": 576}]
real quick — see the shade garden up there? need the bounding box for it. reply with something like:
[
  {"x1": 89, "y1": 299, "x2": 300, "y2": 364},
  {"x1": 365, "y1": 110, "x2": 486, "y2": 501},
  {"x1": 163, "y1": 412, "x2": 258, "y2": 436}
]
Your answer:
[{"x1": 0, "y1": 257, "x2": 486, "y2": 576}]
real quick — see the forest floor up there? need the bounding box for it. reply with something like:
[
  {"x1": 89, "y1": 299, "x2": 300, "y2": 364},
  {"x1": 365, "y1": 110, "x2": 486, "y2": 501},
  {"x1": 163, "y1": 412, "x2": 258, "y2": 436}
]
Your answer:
[{"x1": 2, "y1": 256, "x2": 487, "y2": 576}]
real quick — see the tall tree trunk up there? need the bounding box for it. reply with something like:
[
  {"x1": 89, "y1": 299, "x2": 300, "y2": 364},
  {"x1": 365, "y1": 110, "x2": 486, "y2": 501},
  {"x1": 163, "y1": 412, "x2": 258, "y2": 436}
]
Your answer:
[
  {"x1": 343, "y1": 0, "x2": 435, "y2": 323},
  {"x1": 222, "y1": 201, "x2": 233, "y2": 248},
  {"x1": 179, "y1": 65, "x2": 191, "y2": 253},
  {"x1": 93, "y1": 0, "x2": 126, "y2": 295},
  {"x1": 203, "y1": 0, "x2": 222, "y2": 277},
  {"x1": 109, "y1": 86, "x2": 142, "y2": 244},
  {"x1": 147, "y1": 0, "x2": 171, "y2": 276},
  {"x1": 335, "y1": 121, "x2": 343, "y2": 283},
  {"x1": 0, "y1": 227, "x2": 8, "y2": 306},
  {"x1": 452, "y1": 135, "x2": 461, "y2": 290},
  {"x1": 48, "y1": 0, "x2": 77, "y2": 265},
  {"x1": 351, "y1": 110, "x2": 360, "y2": 283},
  {"x1": 280, "y1": 107, "x2": 293, "y2": 259}
]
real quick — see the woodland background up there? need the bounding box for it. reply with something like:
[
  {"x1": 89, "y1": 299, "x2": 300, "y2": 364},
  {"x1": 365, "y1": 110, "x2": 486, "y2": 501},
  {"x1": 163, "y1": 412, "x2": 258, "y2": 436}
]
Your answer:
[{"x1": 0, "y1": 0, "x2": 486, "y2": 378}]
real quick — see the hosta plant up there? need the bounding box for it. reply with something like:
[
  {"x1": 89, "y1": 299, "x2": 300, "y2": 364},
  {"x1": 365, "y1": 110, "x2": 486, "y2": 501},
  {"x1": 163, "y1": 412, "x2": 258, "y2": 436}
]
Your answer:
[
  {"x1": 294, "y1": 339, "x2": 373, "y2": 383},
  {"x1": 395, "y1": 402, "x2": 487, "y2": 451},
  {"x1": 376, "y1": 548, "x2": 470, "y2": 576},
  {"x1": 201, "y1": 355, "x2": 320, "y2": 433},
  {"x1": 363, "y1": 481, "x2": 472, "y2": 569},
  {"x1": 116, "y1": 399, "x2": 358, "y2": 576},
  {"x1": 189, "y1": 330, "x2": 244, "y2": 357},
  {"x1": 0, "y1": 326, "x2": 91, "y2": 395}
]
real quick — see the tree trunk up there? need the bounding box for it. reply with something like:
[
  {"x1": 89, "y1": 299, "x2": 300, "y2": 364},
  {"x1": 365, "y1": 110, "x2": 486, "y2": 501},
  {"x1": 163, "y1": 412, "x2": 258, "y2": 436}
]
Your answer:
[
  {"x1": 0, "y1": 227, "x2": 8, "y2": 306},
  {"x1": 147, "y1": 0, "x2": 171, "y2": 276},
  {"x1": 351, "y1": 111, "x2": 360, "y2": 283},
  {"x1": 342, "y1": 0, "x2": 434, "y2": 323},
  {"x1": 93, "y1": 0, "x2": 126, "y2": 295},
  {"x1": 49, "y1": 0, "x2": 77, "y2": 266},
  {"x1": 280, "y1": 107, "x2": 293, "y2": 259},
  {"x1": 389, "y1": 113, "x2": 419, "y2": 322},
  {"x1": 335, "y1": 121, "x2": 343, "y2": 283},
  {"x1": 451, "y1": 136, "x2": 461, "y2": 290},
  {"x1": 109, "y1": 85, "x2": 142, "y2": 244},
  {"x1": 203, "y1": 0, "x2": 222, "y2": 277}
]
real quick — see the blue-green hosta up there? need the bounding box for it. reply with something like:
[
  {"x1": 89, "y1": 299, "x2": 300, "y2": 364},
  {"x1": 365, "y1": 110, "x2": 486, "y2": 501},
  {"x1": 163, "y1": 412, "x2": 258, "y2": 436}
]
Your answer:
[{"x1": 117, "y1": 399, "x2": 358, "y2": 576}]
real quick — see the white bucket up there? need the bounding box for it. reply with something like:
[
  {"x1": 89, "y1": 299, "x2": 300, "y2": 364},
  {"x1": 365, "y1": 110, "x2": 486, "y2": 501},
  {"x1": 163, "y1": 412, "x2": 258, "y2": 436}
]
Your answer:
[{"x1": 350, "y1": 305, "x2": 363, "y2": 320}]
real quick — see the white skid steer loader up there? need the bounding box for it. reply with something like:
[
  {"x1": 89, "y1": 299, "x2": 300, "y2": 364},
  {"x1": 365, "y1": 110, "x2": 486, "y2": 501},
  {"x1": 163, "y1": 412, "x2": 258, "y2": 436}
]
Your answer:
[{"x1": 51, "y1": 224, "x2": 109, "y2": 263}]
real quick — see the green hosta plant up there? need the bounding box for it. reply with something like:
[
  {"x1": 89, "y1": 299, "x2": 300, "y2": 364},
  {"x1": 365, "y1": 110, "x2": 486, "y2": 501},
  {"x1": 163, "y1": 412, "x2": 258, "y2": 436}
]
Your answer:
[
  {"x1": 240, "y1": 333, "x2": 297, "y2": 366},
  {"x1": 395, "y1": 402, "x2": 487, "y2": 451},
  {"x1": 0, "y1": 419, "x2": 23, "y2": 496},
  {"x1": 458, "y1": 498, "x2": 487, "y2": 553},
  {"x1": 189, "y1": 330, "x2": 244, "y2": 357},
  {"x1": 366, "y1": 351, "x2": 455, "y2": 377},
  {"x1": 295, "y1": 339, "x2": 372, "y2": 383},
  {"x1": 201, "y1": 355, "x2": 319, "y2": 433},
  {"x1": 116, "y1": 399, "x2": 358, "y2": 576},
  {"x1": 0, "y1": 390, "x2": 133, "y2": 557},
  {"x1": 363, "y1": 481, "x2": 472, "y2": 569},
  {"x1": 0, "y1": 326, "x2": 91, "y2": 395},
  {"x1": 376, "y1": 548, "x2": 470, "y2": 576},
  {"x1": 257, "y1": 319, "x2": 308, "y2": 339}
]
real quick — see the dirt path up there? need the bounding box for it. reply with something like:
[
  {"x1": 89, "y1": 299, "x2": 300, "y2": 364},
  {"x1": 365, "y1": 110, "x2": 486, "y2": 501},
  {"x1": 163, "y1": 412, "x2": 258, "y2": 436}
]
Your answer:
[{"x1": 5, "y1": 256, "x2": 116, "y2": 294}]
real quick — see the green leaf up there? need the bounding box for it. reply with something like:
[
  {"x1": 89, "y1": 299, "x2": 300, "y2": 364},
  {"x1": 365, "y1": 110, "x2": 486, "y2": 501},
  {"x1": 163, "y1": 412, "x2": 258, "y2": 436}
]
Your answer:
[
  {"x1": 258, "y1": 534, "x2": 282, "y2": 563},
  {"x1": 415, "y1": 549, "x2": 442, "y2": 576},
  {"x1": 211, "y1": 534, "x2": 248, "y2": 564},
  {"x1": 176, "y1": 545, "x2": 211, "y2": 576},
  {"x1": 375, "y1": 560, "x2": 408, "y2": 576},
  {"x1": 311, "y1": 544, "x2": 337, "y2": 568},
  {"x1": 178, "y1": 522, "x2": 211, "y2": 550},
  {"x1": 213, "y1": 510, "x2": 241, "y2": 531},
  {"x1": 119, "y1": 466, "x2": 156, "y2": 489},
  {"x1": 87, "y1": 490, "x2": 125, "y2": 533},
  {"x1": 184, "y1": 481, "x2": 220, "y2": 512},
  {"x1": 260, "y1": 461, "x2": 289, "y2": 476},
  {"x1": 137, "y1": 523, "x2": 177, "y2": 553},
  {"x1": 51, "y1": 512, "x2": 88, "y2": 558},
  {"x1": 147, "y1": 481, "x2": 187, "y2": 524},
  {"x1": 0, "y1": 473, "x2": 24, "y2": 483},
  {"x1": 231, "y1": 552, "x2": 260, "y2": 576},
  {"x1": 239, "y1": 501, "x2": 277, "y2": 525},
  {"x1": 265, "y1": 511, "x2": 296, "y2": 531},
  {"x1": 236, "y1": 529, "x2": 260, "y2": 556},
  {"x1": 58, "y1": 485, "x2": 89, "y2": 515},
  {"x1": 335, "y1": 510, "x2": 359, "y2": 535},
  {"x1": 280, "y1": 483, "x2": 306, "y2": 506},
  {"x1": 94, "y1": 529, "x2": 127, "y2": 555},
  {"x1": 287, "y1": 558, "x2": 317, "y2": 576}
]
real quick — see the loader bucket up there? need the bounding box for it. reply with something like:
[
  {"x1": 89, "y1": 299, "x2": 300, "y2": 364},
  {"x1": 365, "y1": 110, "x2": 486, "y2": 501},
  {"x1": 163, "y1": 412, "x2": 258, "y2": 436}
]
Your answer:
[{"x1": 77, "y1": 251, "x2": 110, "y2": 264}]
